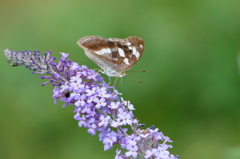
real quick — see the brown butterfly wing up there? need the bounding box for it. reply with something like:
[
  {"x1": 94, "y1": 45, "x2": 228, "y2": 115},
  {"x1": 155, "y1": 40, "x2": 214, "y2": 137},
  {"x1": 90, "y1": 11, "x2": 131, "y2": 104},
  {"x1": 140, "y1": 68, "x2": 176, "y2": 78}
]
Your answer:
[
  {"x1": 77, "y1": 36, "x2": 144, "y2": 72},
  {"x1": 110, "y1": 36, "x2": 144, "y2": 71}
]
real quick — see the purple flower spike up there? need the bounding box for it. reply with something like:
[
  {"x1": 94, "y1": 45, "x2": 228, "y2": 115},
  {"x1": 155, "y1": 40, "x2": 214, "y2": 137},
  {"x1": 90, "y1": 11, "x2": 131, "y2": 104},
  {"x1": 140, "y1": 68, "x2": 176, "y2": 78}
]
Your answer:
[{"x1": 4, "y1": 49, "x2": 179, "y2": 159}]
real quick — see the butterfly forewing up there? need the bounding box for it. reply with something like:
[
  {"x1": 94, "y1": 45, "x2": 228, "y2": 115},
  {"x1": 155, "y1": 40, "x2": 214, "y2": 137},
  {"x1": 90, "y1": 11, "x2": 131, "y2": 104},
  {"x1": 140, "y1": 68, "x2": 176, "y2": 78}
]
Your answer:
[
  {"x1": 78, "y1": 36, "x2": 116, "y2": 70},
  {"x1": 77, "y1": 36, "x2": 144, "y2": 77}
]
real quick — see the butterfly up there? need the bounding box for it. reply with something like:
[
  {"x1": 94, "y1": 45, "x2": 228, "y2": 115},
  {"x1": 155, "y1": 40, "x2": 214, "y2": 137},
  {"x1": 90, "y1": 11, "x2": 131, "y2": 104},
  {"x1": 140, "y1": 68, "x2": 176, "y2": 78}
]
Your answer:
[{"x1": 77, "y1": 36, "x2": 144, "y2": 77}]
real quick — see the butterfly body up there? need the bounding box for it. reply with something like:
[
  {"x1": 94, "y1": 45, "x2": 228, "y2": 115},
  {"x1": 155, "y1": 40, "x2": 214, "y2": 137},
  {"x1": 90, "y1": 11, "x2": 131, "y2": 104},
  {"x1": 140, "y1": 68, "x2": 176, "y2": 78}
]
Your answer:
[{"x1": 77, "y1": 36, "x2": 144, "y2": 77}]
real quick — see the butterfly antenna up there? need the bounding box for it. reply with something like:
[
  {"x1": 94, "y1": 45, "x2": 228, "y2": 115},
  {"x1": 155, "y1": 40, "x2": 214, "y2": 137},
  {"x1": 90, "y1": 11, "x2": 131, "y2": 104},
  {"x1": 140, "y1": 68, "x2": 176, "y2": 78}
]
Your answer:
[
  {"x1": 125, "y1": 72, "x2": 142, "y2": 83},
  {"x1": 128, "y1": 70, "x2": 146, "y2": 73}
]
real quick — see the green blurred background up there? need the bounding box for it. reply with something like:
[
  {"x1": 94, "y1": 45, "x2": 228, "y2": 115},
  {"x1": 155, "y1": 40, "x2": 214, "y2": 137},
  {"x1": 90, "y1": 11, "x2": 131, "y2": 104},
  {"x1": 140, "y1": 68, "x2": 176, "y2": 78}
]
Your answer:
[{"x1": 1, "y1": 0, "x2": 240, "y2": 159}]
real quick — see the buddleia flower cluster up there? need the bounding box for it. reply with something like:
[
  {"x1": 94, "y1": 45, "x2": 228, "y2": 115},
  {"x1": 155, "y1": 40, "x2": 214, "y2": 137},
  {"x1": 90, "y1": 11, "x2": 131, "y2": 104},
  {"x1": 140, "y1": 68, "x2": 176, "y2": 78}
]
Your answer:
[{"x1": 4, "y1": 49, "x2": 179, "y2": 159}]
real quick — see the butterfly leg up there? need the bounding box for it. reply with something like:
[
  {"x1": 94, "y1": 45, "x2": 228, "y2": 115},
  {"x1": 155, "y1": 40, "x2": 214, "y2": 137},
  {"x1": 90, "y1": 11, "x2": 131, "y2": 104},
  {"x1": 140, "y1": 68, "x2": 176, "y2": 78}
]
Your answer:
[
  {"x1": 108, "y1": 76, "x2": 112, "y2": 85},
  {"x1": 113, "y1": 76, "x2": 119, "y2": 88},
  {"x1": 92, "y1": 68, "x2": 101, "y2": 73}
]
